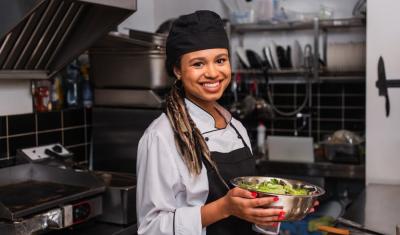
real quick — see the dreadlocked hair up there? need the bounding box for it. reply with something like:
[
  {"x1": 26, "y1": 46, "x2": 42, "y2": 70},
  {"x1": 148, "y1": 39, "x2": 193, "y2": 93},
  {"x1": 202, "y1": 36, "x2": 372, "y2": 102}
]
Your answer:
[{"x1": 165, "y1": 80, "x2": 217, "y2": 175}]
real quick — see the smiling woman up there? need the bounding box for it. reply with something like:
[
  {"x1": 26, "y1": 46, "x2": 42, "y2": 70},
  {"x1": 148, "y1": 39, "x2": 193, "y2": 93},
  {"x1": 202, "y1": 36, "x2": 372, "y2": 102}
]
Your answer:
[
  {"x1": 175, "y1": 49, "x2": 231, "y2": 106},
  {"x1": 136, "y1": 10, "x2": 283, "y2": 235}
]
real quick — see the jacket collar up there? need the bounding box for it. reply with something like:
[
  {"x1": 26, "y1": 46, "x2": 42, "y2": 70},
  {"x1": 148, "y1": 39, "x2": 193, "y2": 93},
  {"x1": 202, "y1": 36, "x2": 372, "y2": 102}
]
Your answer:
[{"x1": 185, "y1": 98, "x2": 232, "y2": 133}]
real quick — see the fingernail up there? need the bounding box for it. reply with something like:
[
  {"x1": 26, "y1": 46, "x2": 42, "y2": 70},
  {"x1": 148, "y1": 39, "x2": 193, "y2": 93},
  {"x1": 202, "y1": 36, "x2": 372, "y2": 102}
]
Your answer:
[
  {"x1": 273, "y1": 197, "x2": 279, "y2": 201},
  {"x1": 279, "y1": 211, "x2": 285, "y2": 216},
  {"x1": 272, "y1": 222, "x2": 278, "y2": 227},
  {"x1": 251, "y1": 192, "x2": 258, "y2": 198}
]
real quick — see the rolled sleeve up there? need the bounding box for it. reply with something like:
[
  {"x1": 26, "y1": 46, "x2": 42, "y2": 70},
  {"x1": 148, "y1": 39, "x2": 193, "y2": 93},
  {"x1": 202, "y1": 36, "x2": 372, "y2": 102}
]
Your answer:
[{"x1": 174, "y1": 205, "x2": 203, "y2": 235}]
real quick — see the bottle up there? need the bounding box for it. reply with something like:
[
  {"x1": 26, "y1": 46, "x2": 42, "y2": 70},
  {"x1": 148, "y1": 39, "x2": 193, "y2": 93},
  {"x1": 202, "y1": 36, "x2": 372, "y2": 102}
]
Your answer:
[
  {"x1": 50, "y1": 74, "x2": 64, "y2": 111},
  {"x1": 65, "y1": 61, "x2": 80, "y2": 108},
  {"x1": 33, "y1": 80, "x2": 51, "y2": 112},
  {"x1": 80, "y1": 64, "x2": 93, "y2": 108},
  {"x1": 257, "y1": 122, "x2": 266, "y2": 156}
]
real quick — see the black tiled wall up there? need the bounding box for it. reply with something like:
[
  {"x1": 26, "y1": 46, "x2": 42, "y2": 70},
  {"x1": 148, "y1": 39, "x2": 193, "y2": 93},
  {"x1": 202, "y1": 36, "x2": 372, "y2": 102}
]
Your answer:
[
  {"x1": 269, "y1": 82, "x2": 365, "y2": 142},
  {"x1": 0, "y1": 108, "x2": 91, "y2": 164},
  {"x1": 222, "y1": 81, "x2": 365, "y2": 144}
]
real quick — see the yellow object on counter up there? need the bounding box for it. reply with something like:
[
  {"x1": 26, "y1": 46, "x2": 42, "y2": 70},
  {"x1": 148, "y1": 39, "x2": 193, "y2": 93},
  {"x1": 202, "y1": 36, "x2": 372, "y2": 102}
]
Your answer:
[{"x1": 317, "y1": 225, "x2": 350, "y2": 235}]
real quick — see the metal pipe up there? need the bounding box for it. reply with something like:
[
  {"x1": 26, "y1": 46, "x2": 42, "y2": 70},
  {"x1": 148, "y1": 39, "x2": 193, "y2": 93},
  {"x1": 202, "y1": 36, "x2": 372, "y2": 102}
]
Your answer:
[
  {"x1": 313, "y1": 17, "x2": 319, "y2": 81},
  {"x1": 322, "y1": 28, "x2": 327, "y2": 66}
]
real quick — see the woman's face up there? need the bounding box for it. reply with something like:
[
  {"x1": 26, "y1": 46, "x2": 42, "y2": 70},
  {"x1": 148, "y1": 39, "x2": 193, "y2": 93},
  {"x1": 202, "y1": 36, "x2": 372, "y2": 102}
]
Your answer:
[{"x1": 174, "y1": 48, "x2": 231, "y2": 105}]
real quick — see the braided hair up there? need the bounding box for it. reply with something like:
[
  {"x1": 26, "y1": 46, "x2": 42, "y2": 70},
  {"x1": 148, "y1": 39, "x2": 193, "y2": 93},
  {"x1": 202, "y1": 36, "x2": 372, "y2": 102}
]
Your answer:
[
  {"x1": 165, "y1": 78, "x2": 217, "y2": 175},
  {"x1": 163, "y1": 11, "x2": 229, "y2": 176}
]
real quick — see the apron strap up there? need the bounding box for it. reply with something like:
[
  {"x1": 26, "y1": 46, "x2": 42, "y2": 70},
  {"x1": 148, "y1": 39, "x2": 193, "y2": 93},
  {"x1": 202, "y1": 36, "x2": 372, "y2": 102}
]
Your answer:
[
  {"x1": 229, "y1": 123, "x2": 252, "y2": 155},
  {"x1": 200, "y1": 123, "x2": 253, "y2": 192}
]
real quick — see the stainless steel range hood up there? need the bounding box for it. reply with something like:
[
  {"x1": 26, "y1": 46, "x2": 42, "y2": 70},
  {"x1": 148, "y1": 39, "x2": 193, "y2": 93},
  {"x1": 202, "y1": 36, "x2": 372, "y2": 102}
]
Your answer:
[{"x1": 0, "y1": 0, "x2": 137, "y2": 80}]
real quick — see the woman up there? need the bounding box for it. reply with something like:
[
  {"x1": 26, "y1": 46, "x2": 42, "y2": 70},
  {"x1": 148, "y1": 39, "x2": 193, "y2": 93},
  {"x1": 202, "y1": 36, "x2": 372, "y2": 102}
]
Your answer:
[{"x1": 137, "y1": 10, "x2": 291, "y2": 235}]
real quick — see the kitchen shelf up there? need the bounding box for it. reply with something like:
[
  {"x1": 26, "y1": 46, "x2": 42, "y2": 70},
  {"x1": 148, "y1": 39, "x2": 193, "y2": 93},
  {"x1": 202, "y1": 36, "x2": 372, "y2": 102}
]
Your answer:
[
  {"x1": 234, "y1": 68, "x2": 308, "y2": 76},
  {"x1": 231, "y1": 18, "x2": 366, "y2": 33},
  {"x1": 228, "y1": 15, "x2": 367, "y2": 141},
  {"x1": 0, "y1": 70, "x2": 49, "y2": 79},
  {"x1": 232, "y1": 69, "x2": 365, "y2": 84}
]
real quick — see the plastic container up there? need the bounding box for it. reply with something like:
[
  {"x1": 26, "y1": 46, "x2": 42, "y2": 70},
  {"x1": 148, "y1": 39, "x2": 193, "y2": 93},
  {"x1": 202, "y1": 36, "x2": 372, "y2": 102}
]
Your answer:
[
  {"x1": 81, "y1": 65, "x2": 93, "y2": 108},
  {"x1": 257, "y1": 122, "x2": 266, "y2": 155},
  {"x1": 33, "y1": 80, "x2": 51, "y2": 112},
  {"x1": 50, "y1": 75, "x2": 64, "y2": 111},
  {"x1": 65, "y1": 61, "x2": 81, "y2": 108}
]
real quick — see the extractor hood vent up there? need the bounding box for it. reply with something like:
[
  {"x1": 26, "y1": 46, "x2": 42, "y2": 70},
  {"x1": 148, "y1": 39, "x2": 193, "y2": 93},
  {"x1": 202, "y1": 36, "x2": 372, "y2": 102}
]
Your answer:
[{"x1": 0, "y1": 0, "x2": 136, "y2": 79}]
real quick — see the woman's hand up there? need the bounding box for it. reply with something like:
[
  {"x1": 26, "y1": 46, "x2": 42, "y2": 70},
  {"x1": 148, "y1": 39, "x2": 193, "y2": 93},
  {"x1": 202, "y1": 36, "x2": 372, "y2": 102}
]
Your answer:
[
  {"x1": 220, "y1": 187, "x2": 285, "y2": 226},
  {"x1": 308, "y1": 200, "x2": 320, "y2": 213}
]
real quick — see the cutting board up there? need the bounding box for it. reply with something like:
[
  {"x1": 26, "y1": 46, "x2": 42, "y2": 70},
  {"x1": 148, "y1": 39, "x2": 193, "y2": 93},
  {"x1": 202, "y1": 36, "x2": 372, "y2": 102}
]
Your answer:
[{"x1": 267, "y1": 136, "x2": 314, "y2": 163}]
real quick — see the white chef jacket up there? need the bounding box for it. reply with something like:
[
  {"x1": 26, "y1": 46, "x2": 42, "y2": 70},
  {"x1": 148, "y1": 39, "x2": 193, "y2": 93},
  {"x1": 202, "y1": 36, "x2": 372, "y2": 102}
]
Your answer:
[{"x1": 136, "y1": 99, "x2": 253, "y2": 235}]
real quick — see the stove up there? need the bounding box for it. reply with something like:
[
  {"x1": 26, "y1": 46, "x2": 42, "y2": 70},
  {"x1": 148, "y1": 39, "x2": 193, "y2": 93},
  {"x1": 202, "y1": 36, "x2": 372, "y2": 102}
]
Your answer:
[
  {"x1": 0, "y1": 163, "x2": 105, "y2": 234},
  {"x1": 0, "y1": 143, "x2": 138, "y2": 235}
]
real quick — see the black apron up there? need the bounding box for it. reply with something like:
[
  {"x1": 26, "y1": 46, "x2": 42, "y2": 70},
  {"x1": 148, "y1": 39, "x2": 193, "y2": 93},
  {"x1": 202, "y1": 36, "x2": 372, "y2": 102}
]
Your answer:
[{"x1": 203, "y1": 123, "x2": 258, "y2": 235}]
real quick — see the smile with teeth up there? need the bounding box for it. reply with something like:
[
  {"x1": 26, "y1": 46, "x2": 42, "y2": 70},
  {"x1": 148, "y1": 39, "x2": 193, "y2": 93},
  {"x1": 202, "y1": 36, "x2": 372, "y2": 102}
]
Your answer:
[{"x1": 202, "y1": 81, "x2": 220, "y2": 88}]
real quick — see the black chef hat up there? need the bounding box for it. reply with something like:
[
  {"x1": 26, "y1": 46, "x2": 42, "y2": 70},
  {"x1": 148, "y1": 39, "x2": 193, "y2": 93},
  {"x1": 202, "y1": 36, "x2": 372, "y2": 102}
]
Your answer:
[{"x1": 165, "y1": 10, "x2": 229, "y2": 77}]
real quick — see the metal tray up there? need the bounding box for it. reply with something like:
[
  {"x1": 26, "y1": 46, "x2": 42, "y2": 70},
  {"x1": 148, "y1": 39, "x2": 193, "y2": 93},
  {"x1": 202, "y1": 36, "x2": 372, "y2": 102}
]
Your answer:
[
  {"x1": 90, "y1": 32, "x2": 171, "y2": 90},
  {"x1": 0, "y1": 163, "x2": 105, "y2": 221},
  {"x1": 94, "y1": 171, "x2": 137, "y2": 225}
]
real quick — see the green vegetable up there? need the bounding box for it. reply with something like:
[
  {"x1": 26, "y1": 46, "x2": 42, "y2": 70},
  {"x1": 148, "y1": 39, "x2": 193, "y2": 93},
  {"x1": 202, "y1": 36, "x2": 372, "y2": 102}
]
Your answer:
[{"x1": 239, "y1": 178, "x2": 311, "y2": 196}]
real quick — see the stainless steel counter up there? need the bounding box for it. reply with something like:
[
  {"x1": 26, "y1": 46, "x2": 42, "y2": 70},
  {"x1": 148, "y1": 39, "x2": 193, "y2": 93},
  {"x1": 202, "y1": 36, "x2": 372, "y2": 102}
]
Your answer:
[
  {"x1": 343, "y1": 184, "x2": 400, "y2": 235},
  {"x1": 256, "y1": 160, "x2": 365, "y2": 179}
]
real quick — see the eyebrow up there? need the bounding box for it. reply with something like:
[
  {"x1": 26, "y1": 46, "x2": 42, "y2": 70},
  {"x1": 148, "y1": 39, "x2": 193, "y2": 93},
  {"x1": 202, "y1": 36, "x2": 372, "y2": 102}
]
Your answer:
[{"x1": 188, "y1": 53, "x2": 229, "y2": 63}]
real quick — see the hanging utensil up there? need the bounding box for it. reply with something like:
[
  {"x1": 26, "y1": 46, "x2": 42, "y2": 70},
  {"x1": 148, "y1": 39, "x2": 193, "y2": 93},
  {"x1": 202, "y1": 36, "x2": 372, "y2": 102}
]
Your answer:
[
  {"x1": 240, "y1": 80, "x2": 258, "y2": 119},
  {"x1": 304, "y1": 44, "x2": 313, "y2": 71},
  {"x1": 254, "y1": 79, "x2": 274, "y2": 120},
  {"x1": 230, "y1": 72, "x2": 243, "y2": 118},
  {"x1": 376, "y1": 56, "x2": 400, "y2": 117}
]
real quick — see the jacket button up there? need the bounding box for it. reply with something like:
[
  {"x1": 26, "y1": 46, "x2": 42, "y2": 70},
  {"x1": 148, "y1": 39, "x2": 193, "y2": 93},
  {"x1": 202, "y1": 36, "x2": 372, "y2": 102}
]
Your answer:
[
  {"x1": 205, "y1": 137, "x2": 209, "y2": 141},
  {"x1": 238, "y1": 135, "x2": 241, "y2": 139}
]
